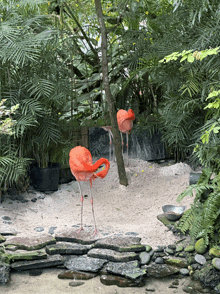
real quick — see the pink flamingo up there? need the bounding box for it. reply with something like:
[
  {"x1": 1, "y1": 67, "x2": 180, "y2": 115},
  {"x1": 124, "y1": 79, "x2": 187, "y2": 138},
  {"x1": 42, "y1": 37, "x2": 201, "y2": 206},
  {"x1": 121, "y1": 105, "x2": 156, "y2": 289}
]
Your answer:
[
  {"x1": 69, "y1": 146, "x2": 110, "y2": 235},
  {"x1": 117, "y1": 109, "x2": 135, "y2": 166}
]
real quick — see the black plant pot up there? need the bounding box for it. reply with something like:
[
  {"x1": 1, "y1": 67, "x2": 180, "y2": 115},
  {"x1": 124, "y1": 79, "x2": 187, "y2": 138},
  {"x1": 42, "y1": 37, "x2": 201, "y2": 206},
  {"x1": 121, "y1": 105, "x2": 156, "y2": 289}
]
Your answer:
[{"x1": 31, "y1": 163, "x2": 60, "y2": 192}]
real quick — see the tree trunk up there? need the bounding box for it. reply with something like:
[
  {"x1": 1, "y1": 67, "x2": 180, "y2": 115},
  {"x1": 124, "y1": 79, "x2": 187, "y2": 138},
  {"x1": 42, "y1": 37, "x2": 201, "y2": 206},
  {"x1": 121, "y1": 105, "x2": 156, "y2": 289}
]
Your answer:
[{"x1": 94, "y1": 0, "x2": 128, "y2": 186}]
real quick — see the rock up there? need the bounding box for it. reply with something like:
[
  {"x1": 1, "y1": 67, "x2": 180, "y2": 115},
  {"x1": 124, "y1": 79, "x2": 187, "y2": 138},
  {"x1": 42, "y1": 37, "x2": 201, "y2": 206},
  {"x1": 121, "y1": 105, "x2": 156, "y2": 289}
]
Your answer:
[
  {"x1": 195, "y1": 238, "x2": 207, "y2": 254},
  {"x1": 193, "y1": 262, "x2": 220, "y2": 289},
  {"x1": 0, "y1": 235, "x2": 6, "y2": 244},
  {"x1": 209, "y1": 248, "x2": 220, "y2": 258},
  {"x1": 106, "y1": 260, "x2": 146, "y2": 280},
  {"x1": 0, "y1": 249, "x2": 47, "y2": 263},
  {"x1": 212, "y1": 258, "x2": 220, "y2": 270},
  {"x1": 183, "y1": 279, "x2": 210, "y2": 293},
  {"x1": 2, "y1": 216, "x2": 11, "y2": 221},
  {"x1": 55, "y1": 230, "x2": 98, "y2": 245},
  {"x1": 48, "y1": 227, "x2": 57, "y2": 235},
  {"x1": 46, "y1": 242, "x2": 91, "y2": 255},
  {"x1": 194, "y1": 254, "x2": 206, "y2": 265},
  {"x1": 176, "y1": 245, "x2": 184, "y2": 252},
  {"x1": 165, "y1": 248, "x2": 175, "y2": 255},
  {"x1": 58, "y1": 270, "x2": 97, "y2": 280},
  {"x1": 154, "y1": 246, "x2": 165, "y2": 252},
  {"x1": 125, "y1": 232, "x2": 139, "y2": 236},
  {"x1": 168, "y1": 244, "x2": 176, "y2": 250},
  {"x1": 0, "y1": 227, "x2": 17, "y2": 236},
  {"x1": 144, "y1": 263, "x2": 179, "y2": 278},
  {"x1": 139, "y1": 252, "x2": 151, "y2": 265},
  {"x1": 164, "y1": 258, "x2": 188, "y2": 268},
  {"x1": 184, "y1": 245, "x2": 194, "y2": 253},
  {"x1": 0, "y1": 262, "x2": 10, "y2": 284},
  {"x1": 155, "y1": 257, "x2": 164, "y2": 264},
  {"x1": 34, "y1": 227, "x2": 44, "y2": 232},
  {"x1": 87, "y1": 248, "x2": 138, "y2": 262},
  {"x1": 69, "y1": 281, "x2": 84, "y2": 287},
  {"x1": 145, "y1": 245, "x2": 152, "y2": 252},
  {"x1": 100, "y1": 274, "x2": 145, "y2": 287},
  {"x1": 64, "y1": 255, "x2": 107, "y2": 273},
  {"x1": 29, "y1": 269, "x2": 43, "y2": 276},
  {"x1": 179, "y1": 268, "x2": 189, "y2": 275},
  {"x1": 11, "y1": 254, "x2": 63, "y2": 270},
  {"x1": 4, "y1": 235, "x2": 56, "y2": 251},
  {"x1": 94, "y1": 236, "x2": 146, "y2": 252},
  {"x1": 5, "y1": 245, "x2": 17, "y2": 251}
]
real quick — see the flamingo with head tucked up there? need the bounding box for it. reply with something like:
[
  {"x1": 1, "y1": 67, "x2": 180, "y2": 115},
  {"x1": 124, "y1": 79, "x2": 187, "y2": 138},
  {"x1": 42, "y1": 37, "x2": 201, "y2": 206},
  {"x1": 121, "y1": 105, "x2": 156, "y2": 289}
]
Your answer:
[
  {"x1": 117, "y1": 109, "x2": 135, "y2": 166},
  {"x1": 69, "y1": 146, "x2": 110, "y2": 235}
]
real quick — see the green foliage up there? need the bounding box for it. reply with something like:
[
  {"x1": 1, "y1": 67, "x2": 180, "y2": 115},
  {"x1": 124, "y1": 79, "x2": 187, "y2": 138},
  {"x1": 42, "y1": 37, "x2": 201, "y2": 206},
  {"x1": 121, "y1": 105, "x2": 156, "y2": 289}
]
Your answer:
[{"x1": 177, "y1": 169, "x2": 220, "y2": 246}]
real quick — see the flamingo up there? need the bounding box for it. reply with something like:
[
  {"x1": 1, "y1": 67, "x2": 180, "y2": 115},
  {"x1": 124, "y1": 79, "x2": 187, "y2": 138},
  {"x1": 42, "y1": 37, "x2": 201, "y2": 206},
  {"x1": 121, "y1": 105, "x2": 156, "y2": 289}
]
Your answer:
[
  {"x1": 102, "y1": 126, "x2": 114, "y2": 161},
  {"x1": 117, "y1": 109, "x2": 135, "y2": 166},
  {"x1": 69, "y1": 146, "x2": 110, "y2": 235}
]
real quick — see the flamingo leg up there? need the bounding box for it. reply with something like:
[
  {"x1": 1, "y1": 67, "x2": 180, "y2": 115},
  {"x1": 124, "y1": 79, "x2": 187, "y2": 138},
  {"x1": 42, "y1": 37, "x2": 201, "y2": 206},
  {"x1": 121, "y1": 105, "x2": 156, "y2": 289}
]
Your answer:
[
  {"x1": 88, "y1": 183, "x2": 98, "y2": 235},
  {"x1": 76, "y1": 181, "x2": 84, "y2": 233},
  {"x1": 126, "y1": 132, "x2": 129, "y2": 166}
]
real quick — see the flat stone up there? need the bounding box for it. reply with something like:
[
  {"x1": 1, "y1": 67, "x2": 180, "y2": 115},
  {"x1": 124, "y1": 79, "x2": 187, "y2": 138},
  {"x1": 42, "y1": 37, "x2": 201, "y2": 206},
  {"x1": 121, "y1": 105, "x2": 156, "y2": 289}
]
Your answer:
[
  {"x1": 64, "y1": 255, "x2": 107, "y2": 273},
  {"x1": 0, "y1": 262, "x2": 10, "y2": 284},
  {"x1": 58, "y1": 270, "x2": 97, "y2": 280},
  {"x1": 87, "y1": 248, "x2": 138, "y2": 262},
  {"x1": 0, "y1": 249, "x2": 47, "y2": 263},
  {"x1": 29, "y1": 269, "x2": 43, "y2": 276},
  {"x1": 155, "y1": 257, "x2": 164, "y2": 264},
  {"x1": 106, "y1": 260, "x2": 146, "y2": 280},
  {"x1": 48, "y1": 227, "x2": 57, "y2": 235},
  {"x1": 179, "y1": 268, "x2": 189, "y2": 275},
  {"x1": 4, "y1": 235, "x2": 56, "y2": 251},
  {"x1": 194, "y1": 254, "x2": 206, "y2": 265},
  {"x1": 100, "y1": 274, "x2": 145, "y2": 287},
  {"x1": 139, "y1": 252, "x2": 151, "y2": 265},
  {"x1": 0, "y1": 235, "x2": 6, "y2": 243},
  {"x1": 5, "y1": 245, "x2": 17, "y2": 251},
  {"x1": 94, "y1": 236, "x2": 145, "y2": 252},
  {"x1": 164, "y1": 258, "x2": 188, "y2": 268},
  {"x1": 0, "y1": 227, "x2": 17, "y2": 236},
  {"x1": 69, "y1": 281, "x2": 84, "y2": 287},
  {"x1": 46, "y1": 242, "x2": 91, "y2": 255},
  {"x1": 143, "y1": 263, "x2": 179, "y2": 278},
  {"x1": 55, "y1": 230, "x2": 98, "y2": 245},
  {"x1": 11, "y1": 254, "x2": 63, "y2": 271}
]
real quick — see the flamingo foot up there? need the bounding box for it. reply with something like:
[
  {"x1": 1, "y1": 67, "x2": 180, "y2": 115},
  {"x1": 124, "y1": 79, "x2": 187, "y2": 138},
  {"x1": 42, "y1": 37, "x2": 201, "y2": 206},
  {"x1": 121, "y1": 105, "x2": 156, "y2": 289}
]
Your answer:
[
  {"x1": 76, "y1": 227, "x2": 84, "y2": 234},
  {"x1": 92, "y1": 229, "x2": 98, "y2": 236}
]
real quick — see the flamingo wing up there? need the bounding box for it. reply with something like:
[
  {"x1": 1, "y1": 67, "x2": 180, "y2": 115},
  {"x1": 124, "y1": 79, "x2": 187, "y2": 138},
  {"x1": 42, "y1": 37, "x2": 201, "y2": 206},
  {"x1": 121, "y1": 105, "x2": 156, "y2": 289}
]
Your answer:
[{"x1": 117, "y1": 109, "x2": 135, "y2": 133}]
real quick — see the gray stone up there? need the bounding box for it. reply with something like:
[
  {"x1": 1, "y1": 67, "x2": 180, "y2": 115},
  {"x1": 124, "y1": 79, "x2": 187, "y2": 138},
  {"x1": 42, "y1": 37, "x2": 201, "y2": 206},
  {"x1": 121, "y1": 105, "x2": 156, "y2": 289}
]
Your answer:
[
  {"x1": 69, "y1": 281, "x2": 84, "y2": 287},
  {"x1": 55, "y1": 230, "x2": 98, "y2": 245},
  {"x1": 106, "y1": 260, "x2": 146, "y2": 280},
  {"x1": 11, "y1": 254, "x2": 63, "y2": 270},
  {"x1": 139, "y1": 252, "x2": 151, "y2": 265},
  {"x1": 165, "y1": 248, "x2": 175, "y2": 255},
  {"x1": 0, "y1": 262, "x2": 10, "y2": 284},
  {"x1": 2, "y1": 216, "x2": 11, "y2": 221},
  {"x1": 64, "y1": 255, "x2": 107, "y2": 273},
  {"x1": 34, "y1": 227, "x2": 44, "y2": 232},
  {"x1": 48, "y1": 227, "x2": 57, "y2": 235},
  {"x1": 179, "y1": 268, "x2": 189, "y2": 275},
  {"x1": 194, "y1": 254, "x2": 206, "y2": 265},
  {"x1": 145, "y1": 245, "x2": 152, "y2": 252},
  {"x1": 87, "y1": 248, "x2": 138, "y2": 262},
  {"x1": 155, "y1": 257, "x2": 164, "y2": 264},
  {"x1": 29, "y1": 269, "x2": 43, "y2": 276},
  {"x1": 0, "y1": 227, "x2": 17, "y2": 236},
  {"x1": 46, "y1": 242, "x2": 91, "y2": 255},
  {"x1": 124, "y1": 232, "x2": 139, "y2": 236},
  {"x1": 94, "y1": 236, "x2": 145, "y2": 252},
  {"x1": 176, "y1": 245, "x2": 184, "y2": 252},
  {"x1": 4, "y1": 235, "x2": 56, "y2": 251},
  {"x1": 212, "y1": 258, "x2": 220, "y2": 270},
  {"x1": 143, "y1": 263, "x2": 179, "y2": 278}
]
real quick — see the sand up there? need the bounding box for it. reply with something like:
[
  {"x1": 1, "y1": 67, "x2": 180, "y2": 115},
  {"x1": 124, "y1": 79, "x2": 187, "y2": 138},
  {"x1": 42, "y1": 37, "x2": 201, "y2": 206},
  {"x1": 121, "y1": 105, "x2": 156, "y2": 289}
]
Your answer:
[{"x1": 0, "y1": 158, "x2": 197, "y2": 294}]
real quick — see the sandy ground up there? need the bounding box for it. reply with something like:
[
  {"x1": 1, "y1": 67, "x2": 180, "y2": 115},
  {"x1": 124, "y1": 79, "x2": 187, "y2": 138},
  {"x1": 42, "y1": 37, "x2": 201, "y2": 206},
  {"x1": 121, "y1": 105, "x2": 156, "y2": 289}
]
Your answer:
[{"x1": 0, "y1": 158, "x2": 198, "y2": 294}]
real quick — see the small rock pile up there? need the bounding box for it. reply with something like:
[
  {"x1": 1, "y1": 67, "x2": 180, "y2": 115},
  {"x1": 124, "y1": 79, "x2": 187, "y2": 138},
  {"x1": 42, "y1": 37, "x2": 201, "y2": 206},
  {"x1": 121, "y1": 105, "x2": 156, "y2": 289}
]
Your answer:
[{"x1": 1, "y1": 229, "x2": 220, "y2": 293}]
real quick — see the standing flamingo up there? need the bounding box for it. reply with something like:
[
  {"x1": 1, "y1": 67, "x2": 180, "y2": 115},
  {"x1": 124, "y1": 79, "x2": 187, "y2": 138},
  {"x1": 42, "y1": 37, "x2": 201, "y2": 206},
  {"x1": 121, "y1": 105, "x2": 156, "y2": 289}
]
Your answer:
[
  {"x1": 117, "y1": 109, "x2": 135, "y2": 166},
  {"x1": 69, "y1": 146, "x2": 110, "y2": 235},
  {"x1": 102, "y1": 126, "x2": 114, "y2": 161}
]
